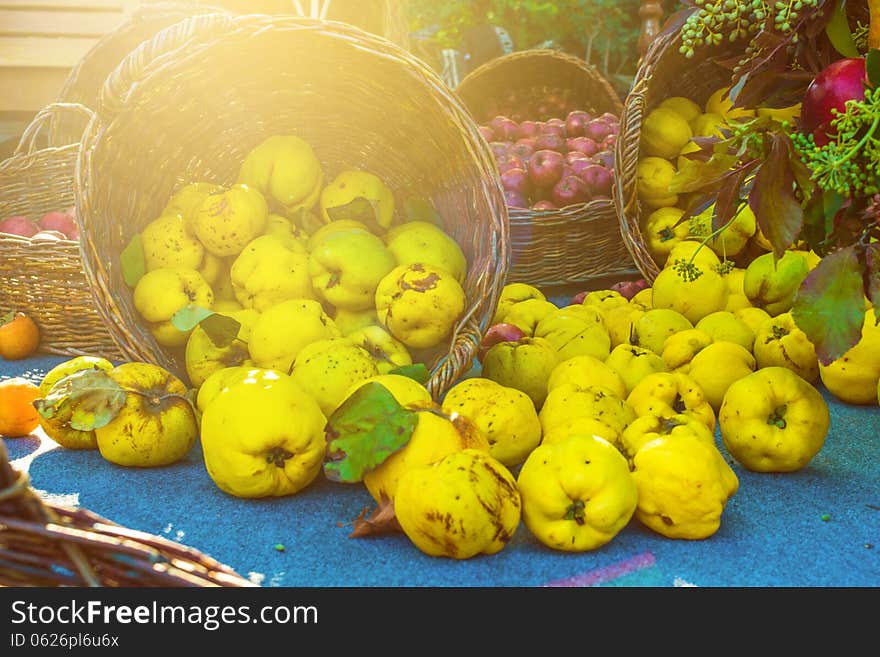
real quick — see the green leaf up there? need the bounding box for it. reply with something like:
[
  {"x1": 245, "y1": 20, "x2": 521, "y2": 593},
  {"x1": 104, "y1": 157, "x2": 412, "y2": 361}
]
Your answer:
[
  {"x1": 199, "y1": 313, "x2": 242, "y2": 349},
  {"x1": 326, "y1": 197, "x2": 383, "y2": 233},
  {"x1": 33, "y1": 369, "x2": 126, "y2": 431},
  {"x1": 388, "y1": 363, "x2": 431, "y2": 385},
  {"x1": 802, "y1": 189, "x2": 844, "y2": 256},
  {"x1": 791, "y1": 246, "x2": 865, "y2": 365},
  {"x1": 322, "y1": 382, "x2": 418, "y2": 483},
  {"x1": 120, "y1": 234, "x2": 146, "y2": 288},
  {"x1": 402, "y1": 197, "x2": 443, "y2": 227},
  {"x1": 867, "y1": 49, "x2": 880, "y2": 89},
  {"x1": 748, "y1": 133, "x2": 803, "y2": 257},
  {"x1": 171, "y1": 304, "x2": 214, "y2": 333},
  {"x1": 826, "y1": 0, "x2": 859, "y2": 59}
]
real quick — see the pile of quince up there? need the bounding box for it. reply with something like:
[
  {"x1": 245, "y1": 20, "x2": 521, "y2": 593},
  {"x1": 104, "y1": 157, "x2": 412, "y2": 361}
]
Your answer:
[
  {"x1": 636, "y1": 86, "x2": 802, "y2": 269},
  {"x1": 123, "y1": 134, "x2": 470, "y2": 417}
]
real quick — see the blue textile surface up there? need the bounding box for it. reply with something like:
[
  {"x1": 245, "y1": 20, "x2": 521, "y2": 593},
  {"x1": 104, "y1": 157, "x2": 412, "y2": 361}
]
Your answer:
[{"x1": 2, "y1": 350, "x2": 878, "y2": 588}]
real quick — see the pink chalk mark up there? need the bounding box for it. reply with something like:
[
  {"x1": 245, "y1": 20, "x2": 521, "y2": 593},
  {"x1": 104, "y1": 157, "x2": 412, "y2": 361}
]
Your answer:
[{"x1": 542, "y1": 551, "x2": 656, "y2": 587}]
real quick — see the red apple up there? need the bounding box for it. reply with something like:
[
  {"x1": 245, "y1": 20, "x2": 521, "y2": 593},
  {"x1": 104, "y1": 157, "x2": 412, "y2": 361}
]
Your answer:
[
  {"x1": 496, "y1": 152, "x2": 525, "y2": 175},
  {"x1": 565, "y1": 150, "x2": 592, "y2": 165},
  {"x1": 577, "y1": 163, "x2": 613, "y2": 198},
  {"x1": 509, "y1": 139, "x2": 536, "y2": 161},
  {"x1": 539, "y1": 122, "x2": 566, "y2": 139},
  {"x1": 610, "y1": 278, "x2": 649, "y2": 300},
  {"x1": 491, "y1": 116, "x2": 519, "y2": 141},
  {"x1": 564, "y1": 110, "x2": 593, "y2": 137},
  {"x1": 535, "y1": 131, "x2": 567, "y2": 153},
  {"x1": 38, "y1": 210, "x2": 78, "y2": 241},
  {"x1": 569, "y1": 157, "x2": 597, "y2": 179},
  {"x1": 597, "y1": 112, "x2": 619, "y2": 124},
  {"x1": 0, "y1": 215, "x2": 38, "y2": 237},
  {"x1": 477, "y1": 323, "x2": 527, "y2": 363},
  {"x1": 592, "y1": 150, "x2": 615, "y2": 169},
  {"x1": 569, "y1": 290, "x2": 589, "y2": 305},
  {"x1": 566, "y1": 136, "x2": 600, "y2": 157},
  {"x1": 600, "y1": 134, "x2": 617, "y2": 151},
  {"x1": 516, "y1": 120, "x2": 541, "y2": 139},
  {"x1": 478, "y1": 125, "x2": 496, "y2": 142},
  {"x1": 489, "y1": 141, "x2": 512, "y2": 159},
  {"x1": 531, "y1": 199, "x2": 558, "y2": 211},
  {"x1": 500, "y1": 167, "x2": 531, "y2": 196},
  {"x1": 801, "y1": 57, "x2": 868, "y2": 146},
  {"x1": 527, "y1": 149, "x2": 566, "y2": 189},
  {"x1": 504, "y1": 189, "x2": 530, "y2": 209},
  {"x1": 552, "y1": 175, "x2": 590, "y2": 207},
  {"x1": 584, "y1": 119, "x2": 613, "y2": 143}
]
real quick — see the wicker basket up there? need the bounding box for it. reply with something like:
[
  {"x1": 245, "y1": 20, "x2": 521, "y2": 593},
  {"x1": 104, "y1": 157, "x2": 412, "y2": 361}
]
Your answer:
[
  {"x1": 455, "y1": 48, "x2": 636, "y2": 288},
  {"x1": 0, "y1": 103, "x2": 124, "y2": 360},
  {"x1": 613, "y1": 27, "x2": 741, "y2": 283},
  {"x1": 48, "y1": 2, "x2": 231, "y2": 147},
  {"x1": 0, "y1": 438, "x2": 254, "y2": 587},
  {"x1": 75, "y1": 14, "x2": 509, "y2": 401}
]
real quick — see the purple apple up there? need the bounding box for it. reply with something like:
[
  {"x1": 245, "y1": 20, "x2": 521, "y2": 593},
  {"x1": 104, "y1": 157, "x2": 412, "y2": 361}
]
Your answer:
[
  {"x1": 566, "y1": 136, "x2": 600, "y2": 157},
  {"x1": 516, "y1": 120, "x2": 541, "y2": 139},
  {"x1": 504, "y1": 189, "x2": 529, "y2": 209},
  {"x1": 576, "y1": 163, "x2": 613, "y2": 198},
  {"x1": 584, "y1": 119, "x2": 614, "y2": 143},
  {"x1": 500, "y1": 167, "x2": 531, "y2": 196},
  {"x1": 597, "y1": 112, "x2": 619, "y2": 125},
  {"x1": 489, "y1": 141, "x2": 512, "y2": 159},
  {"x1": 0, "y1": 215, "x2": 38, "y2": 237},
  {"x1": 539, "y1": 122, "x2": 566, "y2": 139},
  {"x1": 478, "y1": 323, "x2": 527, "y2": 363},
  {"x1": 552, "y1": 175, "x2": 590, "y2": 207},
  {"x1": 531, "y1": 199, "x2": 558, "y2": 211},
  {"x1": 600, "y1": 135, "x2": 617, "y2": 151},
  {"x1": 564, "y1": 110, "x2": 593, "y2": 137},
  {"x1": 534, "y1": 131, "x2": 567, "y2": 153},
  {"x1": 38, "y1": 210, "x2": 78, "y2": 241},
  {"x1": 592, "y1": 150, "x2": 615, "y2": 169},
  {"x1": 527, "y1": 149, "x2": 566, "y2": 189},
  {"x1": 509, "y1": 139, "x2": 536, "y2": 161},
  {"x1": 496, "y1": 152, "x2": 526, "y2": 175}
]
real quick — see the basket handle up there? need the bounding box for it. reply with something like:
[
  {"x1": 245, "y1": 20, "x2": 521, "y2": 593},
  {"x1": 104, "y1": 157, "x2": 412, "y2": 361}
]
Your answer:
[
  {"x1": 14, "y1": 102, "x2": 95, "y2": 155},
  {"x1": 98, "y1": 11, "x2": 234, "y2": 118}
]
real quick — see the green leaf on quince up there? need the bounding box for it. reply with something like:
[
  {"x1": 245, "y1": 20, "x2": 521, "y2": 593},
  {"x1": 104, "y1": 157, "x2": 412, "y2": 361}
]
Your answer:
[
  {"x1": 402, "y1": 197, "x2": 443, "y2": 228},
  {"x1": 826, "y1": 0, "x2": 859, "y2": 59},
  {"x1": 791, "y1": 245, "x2": 865, "y2": 365},
  {"x1": 867, "y1": 49, "x2": 880, "y2": 89},
  {"x1": 325, "y1": 196, "x2": 383, "y2": 233},
  {"x1": 170, "y1": 305, "x2": 241, "y2": 348},
  {"x1": 33, "y1": 369, "x2": 126, "y2": 431},
  {"x1": 322, "y1": 382, "x2": 418, "y2": 484},
  {"x1": 120, "y1": 233, "x2": 146, "y2": 288},
  {"x1": 388, "y1": 363, "x2": 431, "y2": 385}
]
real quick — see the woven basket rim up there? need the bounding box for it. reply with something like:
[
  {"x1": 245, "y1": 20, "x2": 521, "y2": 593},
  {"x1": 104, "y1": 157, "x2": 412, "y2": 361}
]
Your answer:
[{"x1": 74, "y1": 13, "x2": 510, "y2": 401}]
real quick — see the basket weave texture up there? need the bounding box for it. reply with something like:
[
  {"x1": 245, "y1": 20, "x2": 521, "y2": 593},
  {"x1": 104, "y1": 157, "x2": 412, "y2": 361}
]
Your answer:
[
  {"x1": 0, "y1": 104, "x2": 124, "y2": 360},
  {"x1": 456, "y1": 49, "x2": 636, "y2": 288},
  {"x1": 49, "y1": 2, "x2": 231, "y2": 147},
  {"x1": 613, "y1": 28, "x2": 738, "y2": 283},
  {"x1": 0, "y1": 439, "x2": 254, "y2": 587},
  {"x1": 75, "y1": 14, "x2": 509, "y2": 401}
]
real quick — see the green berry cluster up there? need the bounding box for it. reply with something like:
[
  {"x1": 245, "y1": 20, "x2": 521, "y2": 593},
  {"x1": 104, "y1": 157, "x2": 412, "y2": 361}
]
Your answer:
[
  {"x1": 790, "y1": 87, "x2": 880, "y2": 198},
  {"x1": 672, "y1": 258, "x2": 704, "y2": 282},
  {"x1": 678, "y1": 0, "x2": 819, "y2": 58},
  {"x1": 715, "y1": 259, "x2": 736, "y2": 275}
]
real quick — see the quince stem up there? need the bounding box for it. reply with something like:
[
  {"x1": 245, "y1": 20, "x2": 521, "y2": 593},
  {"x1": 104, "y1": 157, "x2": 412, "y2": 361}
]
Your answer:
[
  {"x1": 767, "y1": 404, "x2": 788, "y2": 430},
  {"x1": 564, "y1": 499, "x2": 587, "y2": 525}
]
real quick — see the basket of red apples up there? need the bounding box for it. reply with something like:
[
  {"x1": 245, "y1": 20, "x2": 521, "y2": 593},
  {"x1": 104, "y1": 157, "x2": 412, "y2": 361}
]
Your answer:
[
  {"x1": 457, "y1": 49, "x2": 638, "y2": 288},
  {"x1": 0, "y1": 103, "x2": 123, "y2": 359}
]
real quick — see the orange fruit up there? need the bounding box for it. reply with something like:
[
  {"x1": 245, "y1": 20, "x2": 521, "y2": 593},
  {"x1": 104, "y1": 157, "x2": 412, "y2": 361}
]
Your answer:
[
  {"x1": 0, "y1": 377, "x2": 41, "y2": 437},
  {"x1": 0, "y1": 311, "x2": 40, "y2": 360}
]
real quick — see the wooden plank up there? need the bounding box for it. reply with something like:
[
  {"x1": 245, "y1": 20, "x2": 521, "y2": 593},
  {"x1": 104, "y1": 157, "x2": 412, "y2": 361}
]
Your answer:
[
  {"x1": 0, "y1": 66, "x2": 70, "y2": 112},
  {"x1": 0, "y1": 35, "x2": 98, "y2": 67},
  {"x1": 0, "y1": 9, "x2": 127, "y2": 36},
  {"x1": 0, "y1": 1, "x2": 131, "y2": 10}
]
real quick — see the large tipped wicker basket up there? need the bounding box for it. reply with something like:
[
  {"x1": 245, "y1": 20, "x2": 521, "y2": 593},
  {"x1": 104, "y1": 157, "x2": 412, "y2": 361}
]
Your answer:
[
  {"x1": 613, "y1": 25, "x2": 742, "y2": 283},
  {"x1": 0, "y1": 103, "x2": 123, "y2": 360},
  {"x1": 48, "y1": 1, "x2": 230, "y2": 147},
  {"x1": 75, "y1": 13, "x2": 509, "y2": 401},
  {"x1": 456, "y1": 49, "x2": 636, "y2": 288},
  {"x1": 0, "y1": 439, "x2": 254, "y2": 587}
]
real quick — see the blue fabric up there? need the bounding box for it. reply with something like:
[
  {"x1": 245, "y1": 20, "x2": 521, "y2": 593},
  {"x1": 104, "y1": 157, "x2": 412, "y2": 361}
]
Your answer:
[{"x1": 3, "y1": 350, "x2": 878, "y2": 588}]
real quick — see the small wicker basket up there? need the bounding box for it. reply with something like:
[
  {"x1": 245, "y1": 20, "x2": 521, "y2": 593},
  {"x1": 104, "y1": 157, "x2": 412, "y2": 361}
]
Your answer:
[
  {"x1": 456, "y1": 49, "x2": 636, "y2": 288},
  {"x1": 0, "y1": 103, "x2": 124, "y2": 360},
  {"x1": 75, "y1": 13, "x2": 509, "y2": 401},
  {"x1": 613, "y1": 26, "x2": 741, "y2": 282},
  {"x1": 48, "y1": 1, "x2": 231, "y2": 147},
  {"x1": 0, "y1": 439, "x2": 255, "y2": 587}
]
